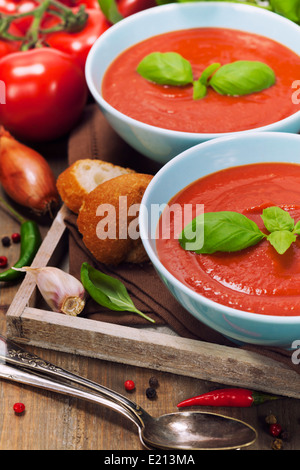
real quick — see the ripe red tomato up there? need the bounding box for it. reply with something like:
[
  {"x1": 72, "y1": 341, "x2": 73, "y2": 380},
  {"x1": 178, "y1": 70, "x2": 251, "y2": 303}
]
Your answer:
[
  {"x1": 117, "y1": 0, "x2": 156, "y2": 17},
  {"x1": 0, "y1": 48, "x2": 87, "y2": 141},
  {"x1": 0, "y1": 22, "x2": 23, "y2": 58},
  {"x1": 58, "y1": 0, "x2": 100, "y2": 8},
  {"x1": 10, "y1": 0, "x2": 41, "y2": 34},
  {"x1": 0, "y1": 0, "x2": 18, "y2": 13},
  {"x1": 0, "y1": 39, "x2": 17, "y2": 59},
  {"x1": 43, "y1": 8, "x2": 110, "y2": 71}
]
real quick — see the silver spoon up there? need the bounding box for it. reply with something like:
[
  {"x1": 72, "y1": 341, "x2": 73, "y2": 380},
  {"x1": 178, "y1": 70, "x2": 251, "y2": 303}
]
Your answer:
[
  {"x1": 0, "y1": 361, "x2": 153, "y2": 449},
  {"x1": 0, "y1": 334, "x2": 257, "y2": 450}
]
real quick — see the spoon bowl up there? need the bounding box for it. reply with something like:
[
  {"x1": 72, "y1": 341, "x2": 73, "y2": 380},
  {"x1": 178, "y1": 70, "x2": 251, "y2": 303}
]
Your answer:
[{"x1": 141, "y1": 411, "x2": 257, "y2": 450}]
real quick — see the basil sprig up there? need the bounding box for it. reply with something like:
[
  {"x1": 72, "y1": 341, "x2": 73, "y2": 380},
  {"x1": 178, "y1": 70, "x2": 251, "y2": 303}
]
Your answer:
[
  {"x1": 136, "y1": 52, "x2": 276, "y2": 99},
  {"x1": 179, "y1": 206, "x2": 300, "y2": 255}
]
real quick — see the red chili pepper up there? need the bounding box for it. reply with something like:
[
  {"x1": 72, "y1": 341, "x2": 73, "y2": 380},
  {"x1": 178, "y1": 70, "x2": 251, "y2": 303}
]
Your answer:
[{"x1": 177, "y1": 388, "x2": 279, "y2": 408}]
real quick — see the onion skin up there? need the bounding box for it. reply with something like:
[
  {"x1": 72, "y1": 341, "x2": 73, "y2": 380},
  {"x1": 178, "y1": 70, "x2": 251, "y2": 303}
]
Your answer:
[{"x1": 0, "y1": 128, "x2": 60, "y2": 215}]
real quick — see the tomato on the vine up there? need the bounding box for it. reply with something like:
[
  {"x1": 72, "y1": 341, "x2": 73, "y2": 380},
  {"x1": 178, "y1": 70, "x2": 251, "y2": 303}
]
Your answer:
[
  {"x1": 0, "y1": 23, "x2": 22, "y2": 58},
  {"x1": 0, "y1": 38, "x2": 18, "y2": 58},
  {"x1": 117, "y1": 0, "x2": 156, "y2": 17},
  {"x1": 0, "y1": 0, "x2": 18, "y2": 13},
  {"x1": 44, "y1": 8, "x2": 110, "y2": 71},
  {"x1": 0, "y1": 48, "x2": 87, "y2": 141},
  {"x1": 58, "y1": 0, "x2": 100, "y2": 8},
  {"x1": 10, "y1": 0, "x2": 42, "y2": 34}
]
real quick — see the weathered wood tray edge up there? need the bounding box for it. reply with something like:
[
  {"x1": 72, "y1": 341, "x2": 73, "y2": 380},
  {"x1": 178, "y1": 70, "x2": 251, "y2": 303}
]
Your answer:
[{"x1": 6, "y1": 205, "x2": 300, "y2": 398}]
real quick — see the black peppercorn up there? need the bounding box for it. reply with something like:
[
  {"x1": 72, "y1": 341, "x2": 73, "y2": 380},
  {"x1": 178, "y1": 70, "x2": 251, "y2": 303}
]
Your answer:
[
  {"x1": 281, "y1": 431, "x2": 290, "y2": 442},
  {"x1": 146, "y1": 387, "x2": 157, "y2": 399},
  {"x1": 149, "y1": 376, "x2": 159, "y2": 388},
  {"x1": 1, "y1": 236, "x2": 11, "y2": 247}
]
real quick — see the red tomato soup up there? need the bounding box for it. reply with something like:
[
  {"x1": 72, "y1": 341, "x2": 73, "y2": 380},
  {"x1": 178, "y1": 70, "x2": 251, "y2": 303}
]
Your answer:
[
  {"x1": 102, "y1": 28, "x2": 300, "y2": 133},
  {"x1": 156, "y1": 163, "x2": 300, "y2": 316}
]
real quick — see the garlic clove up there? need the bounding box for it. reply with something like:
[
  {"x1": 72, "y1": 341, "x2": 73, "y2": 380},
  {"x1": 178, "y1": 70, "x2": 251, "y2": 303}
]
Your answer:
[
  {"x1": 13, "y1": 266, "x2": 86, "y2": 316},
  {"x1": 61, "y1": 296, "x2": 86, "y2": 316}
]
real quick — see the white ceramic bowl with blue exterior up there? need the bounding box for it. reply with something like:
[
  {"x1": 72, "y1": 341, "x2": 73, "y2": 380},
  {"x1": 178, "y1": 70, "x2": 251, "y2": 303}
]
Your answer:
[
  {"x1": 85, "y1": 2, "x2": 300, "y2": 164},
  {"x1": 139, "y1": 132, "x2": 300, "y2": 348}
]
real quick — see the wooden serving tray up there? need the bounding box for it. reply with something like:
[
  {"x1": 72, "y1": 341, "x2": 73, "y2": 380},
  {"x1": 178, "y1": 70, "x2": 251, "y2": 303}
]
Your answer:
[{"x1": 6, "y1": 205, "x2": 300, "y2": 398}]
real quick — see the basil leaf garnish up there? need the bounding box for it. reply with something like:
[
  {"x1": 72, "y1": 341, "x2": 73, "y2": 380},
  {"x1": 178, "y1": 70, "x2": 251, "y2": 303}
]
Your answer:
[
  {"x1": 293, "y1": 220, "x2": 300, "y2": 234},
  {"x1": 199, "y1": 63, "x2": 221, "y2": 86},
  {"x1": 137, "y1": 52, "x2": 276, "y2": 99},
  {"x1": 180, "y1": 206, "x2": 300, "y2": 256},
  {"x1": 179, "y1": 211, "x2": 265, "y2": 254},
  {"x1": 80, "y1": 262, "x2": 155, "y2": 323},
  {"x1": 193, "y1": 63, "x2": 221, "y2": 100},
  {"x1": 193, "y1": 80, "x2": 207, "y2": 100},
  {"x1": 261, "y1": 206, "x2": 295, "y2": 232},
  {"x1": 267, "y1": 230, "x2": 296, "y2": 254},
  {"x1": 136, "y1": 52, "x2": 193, "y2": 86},
  {"x1": 209, "y1": 60, "x2": 276, "y2": 96}
]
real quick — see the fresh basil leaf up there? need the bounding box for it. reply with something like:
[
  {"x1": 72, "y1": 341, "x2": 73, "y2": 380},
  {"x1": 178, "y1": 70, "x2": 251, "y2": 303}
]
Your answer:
[
  {"x1": 193, "y1": 80, "x2": 207, "y2": 100},
  {"x1": 80, "y1": 262, "x2": 155, "y2": 323},
  {"x1": 199, "y1": 63, "x2": 221, "y2": 86},
  {"x1": 293, "y1": 220, "x2": 300, "y2": 234},
  {"x1": 269, "y1": 0, "x2": 300, "y2": 24},
  {"x1": 192, "y1": 63, "x2": 220, "y2": 100},
  {"x1": 136, "y1": 52, "x2": 193, "y2": 86},
  {"x1": 209, "y1": 60, "x2": 276, "y2": 96},
  {"x1": 97, "y1": 0, "x2": 123, "y2": 24},
  {"x1": 261, "y1": 206, "x2": 295, "y2": 233},
  {"x1": 267, "y1": 230, "x2": 296, "y2": 254},
  {"x1": 180, "y1": 211, "x2": 265, "y2": 254}
]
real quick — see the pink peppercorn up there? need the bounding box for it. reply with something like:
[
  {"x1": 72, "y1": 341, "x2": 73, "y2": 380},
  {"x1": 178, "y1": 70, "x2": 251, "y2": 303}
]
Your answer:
[
  {"x1": 11, "y1": 233, "x2": 21, "y2": 243},
  {"x1": 124, "y1": 380, "x2": 135, "y2": 391},
  {"x1": 0, "y1": 256, "x2": 8, "y2": 268},
  {"x1": 13, "y1": 403, "x2": 25, "y2": 414},
  {"x1": 269, "y1": 423, "x2": 282, "y2": 437}
]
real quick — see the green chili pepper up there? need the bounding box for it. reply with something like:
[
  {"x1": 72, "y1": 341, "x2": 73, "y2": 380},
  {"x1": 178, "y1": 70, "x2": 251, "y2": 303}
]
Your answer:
[{"x1": 0, "y1": 197, "x2": 42, "y2": 282}]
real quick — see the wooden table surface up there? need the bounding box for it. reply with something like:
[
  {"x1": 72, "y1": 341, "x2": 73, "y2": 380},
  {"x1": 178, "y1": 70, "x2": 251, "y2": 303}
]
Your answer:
[{"x1": 0, "y1": 136, "x2": 299, "y2": 452}]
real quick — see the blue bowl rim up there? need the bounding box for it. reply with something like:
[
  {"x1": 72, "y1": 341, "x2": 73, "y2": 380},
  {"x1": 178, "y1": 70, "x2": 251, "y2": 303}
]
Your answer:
[
  {"x1": 85, "y1": 2, "x2": 300, "y2": 140},
  {"x1": 139, "y1": 131, "x2": 300, "y2": 325}
]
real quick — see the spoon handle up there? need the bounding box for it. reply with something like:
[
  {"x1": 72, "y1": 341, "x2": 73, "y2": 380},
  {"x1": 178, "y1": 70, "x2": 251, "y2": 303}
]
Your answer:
[
  {"x1": 0, "y1": 361, "x2": 139, "y2": 425},
  {"x1": 0, "y1": 334, "x2": 150, "y2": 426}
]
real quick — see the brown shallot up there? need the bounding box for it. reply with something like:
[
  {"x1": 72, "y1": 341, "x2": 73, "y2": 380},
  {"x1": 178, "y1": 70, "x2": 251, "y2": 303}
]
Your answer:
[{"x1": 0, "y1": 127, "x2": 59, "y2": 215}]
